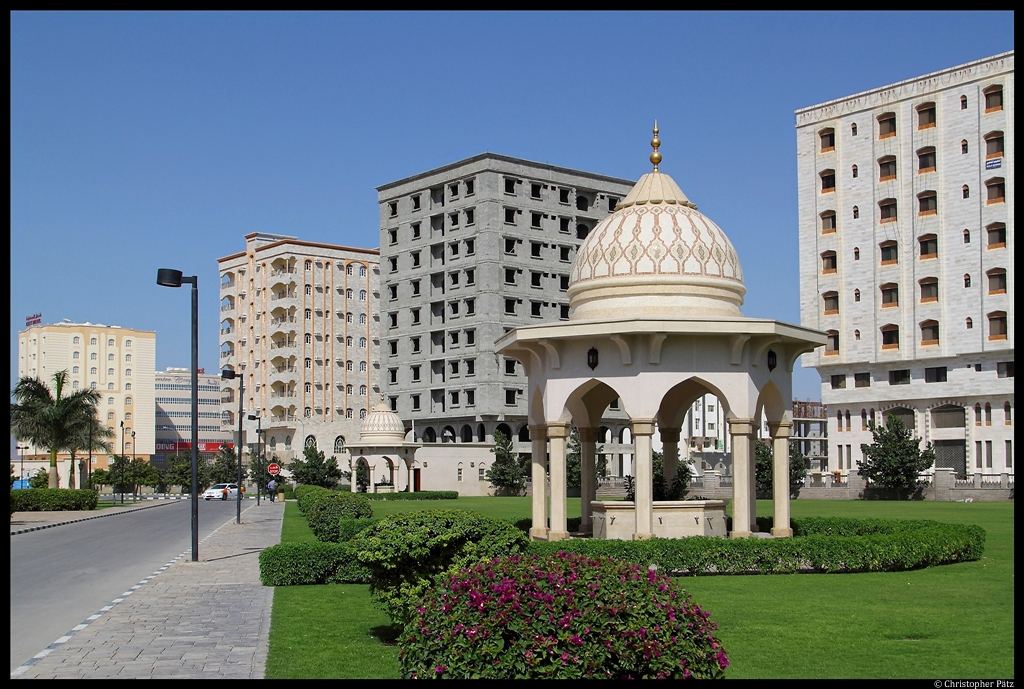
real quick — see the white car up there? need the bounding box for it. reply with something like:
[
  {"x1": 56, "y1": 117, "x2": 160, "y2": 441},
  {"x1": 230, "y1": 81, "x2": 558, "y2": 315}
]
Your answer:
[{"x1": 203, "y1": 484, "x2": 240, "y2": 500}]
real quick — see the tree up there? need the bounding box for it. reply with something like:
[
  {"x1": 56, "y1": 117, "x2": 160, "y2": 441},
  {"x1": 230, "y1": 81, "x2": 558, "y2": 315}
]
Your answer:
[
  {"x1": 209, "y1": 444, "x2": 239, "y2": 486},
  {"x1": 90, "y1": 468, "x2": 111, "y2": 490},
  {"x1": 754, "y1": 440, "x2": 808, "y2": 497},
  {"x1": 64, "y1": 412, "x2": 115, "y2": 490},
  {"x1": 29, "y1": 468, "x2": 50, "y2": 490},
  {"x1": 565, "y1": 427, "x2": 608, "y2": 491},
  {"x1": 859, "y1": 415, "x2": 935, "y2": 497},
  {"x1": 166, "y1": 452, "x2": 211, "y2": 493},
  {"x1": 355, "y1": 461, "x2": 369, "y2": 493},
  {"x1": 625, "y1": 451, "x2": 694, "y2": 501},
  {"x1": 10, "y1": 464, "x2": 15, "y2": 488},
  {"x1": 287, "y1": 444, "x2": 342, "y2": 488},
  {"x1": 486, "y1": 429, "x2": 529, "y2": 496},
  {"x1": 10, "y1": 370, "x2": 102, "y2": 489}
]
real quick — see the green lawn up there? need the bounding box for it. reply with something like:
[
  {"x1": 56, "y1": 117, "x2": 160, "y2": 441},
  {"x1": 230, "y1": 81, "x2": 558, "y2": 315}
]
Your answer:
[{"x1": 265, "y1": 497, "x2": 1014, "y2": 679}]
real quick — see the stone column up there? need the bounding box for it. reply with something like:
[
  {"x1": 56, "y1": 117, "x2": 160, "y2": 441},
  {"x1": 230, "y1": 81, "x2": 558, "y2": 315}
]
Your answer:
[
  {"x1": 529, "y1": 425, "x2": 549, "y2": 540},
  {"x1": 547, "y1": 424, "x2": 570, "y2": 542},
  {"x1": 350, "y1": 458, "x2": 357, "y2": 493},
  {"x1": 768, "y1": 421, "x2": 793, "y2": 538},
  {"x1": 406, "y1": 458, "x2": 414, "y2": 493},
  {"x1": 727, "y1": 418, "x2": 757, "y2": 538},
  {"x1": 579, "y1": 427, "x2": 597, "y2": 535},
  {"x1": 660, "y1": 427, "x2": 681, "y2": 487},
  {"x1": 632, "y1": 420, "x2": 656, "y2": 540}
]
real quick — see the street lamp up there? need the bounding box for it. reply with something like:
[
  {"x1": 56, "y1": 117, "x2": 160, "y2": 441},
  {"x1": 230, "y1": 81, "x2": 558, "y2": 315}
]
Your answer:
[
  {"x1": 120, "y1": 420, "x2": 126, "y2": 505},
  {"x1": 221, "y1": 368, "x2": 244, "y2": 524},
  {"x1": 157, "y1": 267, "x2": 200, "y2": 562},
  {"x1": 131, "y1": 430, "x2": 137, "y2": 502},
  {"x1": 17, "y1": 445, "x2": 29, "y2": 483},
  {"x1": 247, "y1": 414, "x2": 263, "y2": 505}
]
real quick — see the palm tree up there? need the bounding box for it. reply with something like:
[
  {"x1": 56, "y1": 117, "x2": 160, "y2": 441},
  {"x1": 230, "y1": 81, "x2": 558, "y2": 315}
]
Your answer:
[
  {"x1": 10, "y1": 370, "x2": 102, "y2": 489},
  {"x1": 64, "y1": 412, "x2": 115, "y2": 489}
]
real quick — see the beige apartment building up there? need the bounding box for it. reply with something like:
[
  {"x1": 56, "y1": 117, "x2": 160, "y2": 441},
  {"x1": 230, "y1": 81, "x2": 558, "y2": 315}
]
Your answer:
[
  {"x1": 217, "y1": 233, "x2": 380, "y2": 471},
  {"x1": 15, "y1": 320, "x2": 156, "y2": 482}
]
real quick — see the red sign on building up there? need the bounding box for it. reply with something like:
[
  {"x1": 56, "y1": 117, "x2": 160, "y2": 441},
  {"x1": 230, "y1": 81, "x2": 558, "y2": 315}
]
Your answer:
[{"x1": 26, "y1": 313, "x2": 42, "y2": 327}]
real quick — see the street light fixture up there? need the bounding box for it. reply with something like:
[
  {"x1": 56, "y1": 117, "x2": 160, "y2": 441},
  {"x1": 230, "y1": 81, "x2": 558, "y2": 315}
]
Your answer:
[
  {"x1": 131, "y1": 430, "x2": 137, "y2": 502},
  {"x1": 17, "y1": 445, "x2": 29, "y2": 483},
  {"x1": 248, "y1": 414, "x2": 263, "y2": 506},
  {"x1": 221, "y1": 368, "x2": 244, "y2": 524},
  {"x1": 157, "y1": 267, "x2": 200, "y2": 562},
  {"x1": 120, "y1": 420, "x2": 126, "y2": 505}
]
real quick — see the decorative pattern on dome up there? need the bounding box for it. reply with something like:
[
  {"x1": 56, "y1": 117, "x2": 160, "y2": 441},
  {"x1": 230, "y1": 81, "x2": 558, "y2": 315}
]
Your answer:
[
  {"x1": 359, "y1": 401, "x2": 406, "y2": 443},
  {"x1": 570, "y1": 203, "x2": 744, "y2": 285}
]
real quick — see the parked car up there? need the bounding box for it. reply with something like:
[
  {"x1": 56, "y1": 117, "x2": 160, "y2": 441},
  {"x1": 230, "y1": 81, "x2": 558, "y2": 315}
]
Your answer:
[{"x1": 202, "y1": 484, "x2": 239, "y2": 500}]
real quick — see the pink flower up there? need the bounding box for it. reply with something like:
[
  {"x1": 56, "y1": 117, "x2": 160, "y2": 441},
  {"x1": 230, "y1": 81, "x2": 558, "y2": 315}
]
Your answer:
[{"x1": 434, "y1": 665, "x2": 446, "y2": 674}]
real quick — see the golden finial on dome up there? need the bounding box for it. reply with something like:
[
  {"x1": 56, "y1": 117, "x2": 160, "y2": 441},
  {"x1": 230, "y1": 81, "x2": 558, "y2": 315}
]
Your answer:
[{"x1": 650, "y1": 120, "x2": 662, "y2": 171}]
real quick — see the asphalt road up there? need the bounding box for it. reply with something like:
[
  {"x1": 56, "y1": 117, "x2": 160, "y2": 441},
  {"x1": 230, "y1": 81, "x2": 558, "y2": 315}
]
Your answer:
[{"x1": 9, "y1": 498, "x2": 264, "y2": 673}]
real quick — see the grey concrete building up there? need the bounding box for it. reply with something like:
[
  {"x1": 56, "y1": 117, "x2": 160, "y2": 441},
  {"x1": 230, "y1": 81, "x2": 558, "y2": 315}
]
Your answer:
[
  {"x1": 154, "y1": 367, "x2": 233, "y2": 466},
  {"x1": 376, "y1": 153, "x2": 635, "y2": 464},
  {"x1": 796, "y1": 51, "x2": 1014, "y2": 478}
]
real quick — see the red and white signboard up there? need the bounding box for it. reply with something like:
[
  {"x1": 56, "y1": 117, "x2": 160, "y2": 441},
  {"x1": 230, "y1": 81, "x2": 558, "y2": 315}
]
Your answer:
[
  {"x1": 156, "y1": 441, "x2": 233, "y2": 453},
  {"x1": 267, "y1": 463, "x2": 281, "y2": 476},
  {"x1": 26, "y1": 313, "x2": 42, "y2": 327}
]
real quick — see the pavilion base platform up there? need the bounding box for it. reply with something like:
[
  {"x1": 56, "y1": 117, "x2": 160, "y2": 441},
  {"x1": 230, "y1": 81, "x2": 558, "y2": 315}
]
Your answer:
[{"x1": 590, "y1": 500, "x2": 728, "y2": 540}]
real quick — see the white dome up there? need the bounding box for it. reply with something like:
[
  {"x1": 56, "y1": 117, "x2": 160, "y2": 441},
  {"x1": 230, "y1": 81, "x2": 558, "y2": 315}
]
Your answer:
[
  {"x1": 567, "y1": 141, "x2": 745, "y2": 320},
  {"x1": 358, "y1": 401, "x2": 406, "y2": 444}
]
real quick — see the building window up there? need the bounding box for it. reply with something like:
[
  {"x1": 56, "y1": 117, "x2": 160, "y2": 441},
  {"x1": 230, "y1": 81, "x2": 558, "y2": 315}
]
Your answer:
[
  {"x1": 359, "y1": 361, "x2": 366, "y2": 372},
  {"x1": 918, "y1": 234, "x2": 937, "y2": 258},
  {"x1": 880, "y1": 242, "x2": 898, "y2": 266},
  {"x1": 505, "y1": 389, "x2": 518, "y2": 405},
  {"x1": 877, "y1": 113, "x2": 896, "y2": 138},
  {"x1": 985, "y1": 178, "x2": 1005, "y2": 204},
  {"x1": 108, "y1": 368, "x2": 114, "y2": 375},
  {"x1": 830, "y1": 374, "x2": 846, "y2": 390},
  {"x1": 851, "y1": 123, "x2": 858, "y2": 136},
  {"x1": 73, "y1": 351, "x2": 80, "y2": 359},
  {"x1": 820, "y1": 211, "x2": 837, "y2": 233},
  {"x1": 966, "y1": 317, "x2": 973, "y2": 330},
  {"x1": 819, "y1": 169, "x2": 835, "y2": 193},
  {"x1": 881, "y1": 325, "x2": 900, "y2": 350},
  {"x1": 359, "y1": 290, "x2": 366, "y2": 301},
  {"x1": 985, "y1": 131, "x2": 1004, "y2": 159},
  {"x1": 1004, "y1": 403, "x2": 1012, "y2": 425},
  {"x1": 822, "y1": 291, "x2": 839, "y2": 315},
  {"x1": 852, "y1": 165, "x2": 858, "y2": 179},
  {"x1": 125, "y1": 396, "x2": 132, "y2": 405},
  {"x1": 854, "y1": 372, "x2": 871, "y2": 388},
  {"x1": 988, "y1": 311, "x2": 1007, "y2": 340},
  {"x1": 964, "y1": 274, "x2": 972, "y2": 288},
  {"x1": 916, "y1": 102, "x2": 936, "y2": 129},
  {"x1": 504, "y1": 298, "x2": 517, "y2": 315},
  {"x1": 963, "y1": 229, "x2": 971, "y2": 244},
  {"x1": 821, "y1": 251, "x2": 837, "y2": 274},
  {"x1": 920, "y1": 320, "x2": 939, "y2": 346},
  {"x1": 854, "y1": 289, "x2": 861, "y2": 302},
  {"x1": 960, "y1": 95, "x2": 968, "y2": 109},
  {"x1": 962, "y1": 139, "x2": 969, "y2": 154},
  {"x1": 962, "y1": 185, "x2": 970, "y2": 199},
  {"x1": 987, "y1": 269, "x2": 1007, "y2": 295},
  {"x1": 531, "y1": 242, "x2": 543, "y2": 258},
  {"x1": 917, "y1": 191, "x2": 937, "y2": 215},
  {"x1": 997, "y1": 362, "x2": 1014, "y2": 378},
  {"x1": 888, "y1": 369, "x2": 910, "y2": 385},
  {"x1": 504, "y1": 268, "x2": 517, "y2": 285},
  {"x1": 878, "y1": 156, "x2": 897, "y2": 181},
  {"x1": 984, "y1": 85, "x2": 1003, "y2": 112},
  {"x1": 852, "y1": 206, "x2": 859, "y2": 220},
  {"x1": 826, "y1": 330, "x2": 839, "y2": 355},
  {"x1": 819, "y1": 128, "x2": 835, "y2": 151},
  {"x1": 880, "y1": 283, "x2": 899, "y2": 307},
  {"x1": 986, "y1": 223, "x2": 1006, "y2": 248},
  {"x1": 919, "y1": 278, "x2": 938, "y2": 303},
  {"x1": 985, "y1": 403, "x2": 992, "y2": 426},
  {"x1": 879, "y1": 199, "x2": 897, "y2": 223}
]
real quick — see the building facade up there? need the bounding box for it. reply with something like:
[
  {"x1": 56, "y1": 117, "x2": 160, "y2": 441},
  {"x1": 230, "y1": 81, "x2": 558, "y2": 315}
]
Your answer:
[
  {"x1": 154, "y1": 367, "x2": 234, "y2": 466},
  {"x1": 16, "y1": 320, "x2": 156, "y2": 478},
  {"x1": 376, "y1": 153, "x2": 635, "y2": 466},
  {"x1": 217, "y1": 233, "x2": 380, "y2": 468},
  {"x1": 796, "y1": 51, "x2": 1014, "y2": 478}
]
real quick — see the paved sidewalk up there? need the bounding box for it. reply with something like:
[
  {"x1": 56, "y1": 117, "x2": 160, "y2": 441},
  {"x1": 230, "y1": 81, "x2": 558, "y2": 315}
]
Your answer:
[{"x1": 13, "y1": 500, "x2": 285, "y2": 679}]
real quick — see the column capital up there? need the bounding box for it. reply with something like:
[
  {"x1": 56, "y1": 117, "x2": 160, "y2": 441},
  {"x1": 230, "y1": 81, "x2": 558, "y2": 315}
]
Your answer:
[
  {"x1": 768, "y1": 421, "x2": 794, "y2": 438},
  {"x1": 659, "y1": 427, "x2": 681, "y2": 443},
  {"x1": 577, "y1": 427, "x2": 598, "y2": 442},
  {"x1": 528, "y1": 425, "x2": 548, "y2": 439},
  {"x1": 631, "y1": 419, "x2": 657, "y2": 436},
  {"x1": 547, "y1": 423, "x2": 571, "y2": 439},
  {"x1": 727, "y1": 417, "x2": 758, "y2": 436}
]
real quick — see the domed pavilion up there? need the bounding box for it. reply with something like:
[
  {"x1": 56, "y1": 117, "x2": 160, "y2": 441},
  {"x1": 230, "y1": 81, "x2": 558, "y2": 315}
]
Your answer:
[
  {"x1": 347, "y1": 398, "x2": 421, "y2": 493},
  {"x1": 496, "y1": 125, "x2": 827, "y2": 540}
]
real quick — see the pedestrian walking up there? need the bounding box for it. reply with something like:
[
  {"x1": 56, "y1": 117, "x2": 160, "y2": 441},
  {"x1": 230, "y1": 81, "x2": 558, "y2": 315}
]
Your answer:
[{"x1": 268, "y1": 479, "x2": 276, "y2": 502}]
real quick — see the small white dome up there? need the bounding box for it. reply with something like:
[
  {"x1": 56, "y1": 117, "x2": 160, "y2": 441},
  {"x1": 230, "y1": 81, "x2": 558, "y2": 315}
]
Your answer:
[{"x1": 359, "y1": 401, "x2": 406, "y2": 444}]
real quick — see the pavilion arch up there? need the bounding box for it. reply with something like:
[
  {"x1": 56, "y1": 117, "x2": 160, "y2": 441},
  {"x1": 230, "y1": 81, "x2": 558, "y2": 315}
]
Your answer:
[
  {"x1": 560, "y1": 378, "x2": 625, "y2": 429},
  {"x1": 754, "y1": 379, "x2": 789, "y2": 427},
  {"x1": 460, "y1": 424, "x2": 473, "y2": 443},
  {"x1": 656, "y1": 376, "x2": 733, "y2": 431}
]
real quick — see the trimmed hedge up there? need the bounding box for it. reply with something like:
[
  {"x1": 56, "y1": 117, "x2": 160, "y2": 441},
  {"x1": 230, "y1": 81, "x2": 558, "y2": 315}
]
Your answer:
[
  {"x1": 364, "y1": 491, "x2": 458, "y2": 501},
  {"x1": 349, "y1": 510, "x2": 531, "y2": 625},
  {"x1": 338, "y1": 516, "x2": 383, "y2": 543},
  {"x1": 293, "y1": 485, "x2": 330, "y2": 513},
  {"x1": 305, "y1": 492, "x2": 374, "y2": 543},
  {"x1": 524, "y1": 517, "x2": 985, "y2": 574},
  {"x1": 10, "y1": 488, "x2": 99, "y2": 512},
  {"x1": 259, "y1": 542, "x2": 373, "y2": 585}
]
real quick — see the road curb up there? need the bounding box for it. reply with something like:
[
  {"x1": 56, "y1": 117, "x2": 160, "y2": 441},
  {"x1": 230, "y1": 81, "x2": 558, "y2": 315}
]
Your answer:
[{"x1": 10, "y1": 499, "x2": 182, "y2": 536}]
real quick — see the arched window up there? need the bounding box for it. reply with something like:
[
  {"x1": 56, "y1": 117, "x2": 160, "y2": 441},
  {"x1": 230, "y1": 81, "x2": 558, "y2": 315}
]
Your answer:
[
  {"x1": 125, "y1": 340, "x2": 131, "y2": 348},
  {"x1": 879, "y1": 198, "x2": 897, "y2": 223},
  {"x1": 854, "y1": 289, "x2": 861, "y2": 302},
  {"x1": 305, "y1": 333, "x2": 311, "y2": 344},
  {"x1": 359, "y1": 265, "x2": 366, "y2": 277},
  {"x1": 1004, "y1": 402, "x2": 1012, "y2": 425},
  {"x1": 305, "y1": 284, "x2": 312, "y2": 295},
  {"x1": 305, "y1": 382, "x2": 311, "y2": 393},
  {"x1": 920, "y1": 320, "x2": 939, "y2": 345},
  {"x1": 877, "y1": 112, "x2": 896, "y2": 138},
  {"x1": 975, "y1": 404, "x2": 983, "y2": 426},
  {"x1": 881, "y1": 324, "x2": 899, "y2": 349},
  {"x1": 359, "y1": 337, "x2": 366, "y2": 348},
  {"x1": 987, "y1": 268, "x2": 1007, "y2": 295},
  {"x1": 854, "y1": 329, "x2": 860, "y2": 340},
  {"x1": 916, "y1": 102, "x2": 936, "y2": 129},
  {"x1": 305, "y1": 260, "x2": 312, "y2": 271},
  {"x1": 960, "y1": 95, "x2": 967, "y2": 109},
  {"x1": 964, "y1": 274, "x2": 971, "y2": 288},
  {"x1": 346, "y1": 288, "x2": 353, "y2": 299},
  {"x1": 305, "y1": 358, "x2": 311, "y2": 369},
  {"x1": 985, "y1": 403, "x2": 992, "y2": 426},
  {"x1": 853, "y1": 247, "x2": 860, "y2": 260},
  {"x1": 961, "y1": 139, "x2": 969, "y2": 154},
  {"x1": 984, "y1": 84, "x2": 1003, "y2": 112},
  {"x1": 269, "y1": 436, "x2": 277, "y2": 449},
  {"x1": 359, "y1": 385, "x2": 366, "y2": 395},
  {"x1": 108, "y1": 383, "x2": 114, "y2": 389},
  {"x1": 919, "y1": 278, "x2": 938, "y2": 303},
  {"x1": 819, "y1": 169, "x2": 836, "y2": 193},
  {"x1": 305, "y1": 435, "x2": 317, "y2": 449},
  {"x1": 346, "y1": 335, "x2": 353, "y2": 347},
  {"x1": 819, "y1": 127, "x2": 835, "y2": 151},
  {"x1": 422, "y1": 427, "x2": 437, "y2": 443},
  {"x1": 963, "y1": 185, "x2": 970, "y2": 199},
  {"x1": 359, "y1": 361, "x2": 367, "y2": 372},
  {"x1": 821, "y1": 250, "x2": 837, "y2": 274},
  {"x1": 917, "y1": 191, "x2": 937, "y2": 215},
  {"x1": 851, "y1": 123, "x2": 858, "y2": 136},
  {"x1": 851, "y1": 165, "x2": 858, "y2": 178},
  {"x1": 987, "y1": 223, "x2": 1006, "y2": 248},
  {"x1": 966, "y1": 317, "x2": 973, "y2": 329},
  {"x1": 334, "y1": 436, "x2": 346, "y2": 453},
  {"x1": 346, "y1": 384, "x2": 353, "y2": 394},
  {"x1": 73, "y1": 366, "x2": 80, "y2": 374},
  {"x1": 845, "y1": 410, "x2": 851, "y2": 431},
  {"x1": 90, "y1": 367, "x2": 97, "y2": 375},
  {"x1": 985, "y1": 177, "x2": 1005, "y2": 203},
  {"x1": 879, "y1": 241, "x2": 898, "y2": 265},
  {"x1": 964, "y1": 229, "x2": 971, "y2": 244},
  {"x1": 822, "y1": 291, "x2": 839, "y2": 315},
  {"x1": 880, "y1": 283, "x2": 899, "y2": 307},
  {"x1": 826, "y1": 330, "x2": 839, "y2": 354},
  {"x1": 359, "y1": 313, "x2": 366, "y2": 324},
  {"x1": 461, "y1": 425, "x2": 473, "y2": 443},
  {"x1": 359, "y1": 408, "x2": 366, "y2": 419},
  {"x1": 987, "y1": 311, "x2": 1007, "y2": 340},
  {"x1": 918, "y1": 233, "x2": 938, "y2": 258},
  {"x1": 108, "y1": 411, "x2": 115, "y2": 420},
  {"x1": 852, "y1": 206, "x2": 859, "y2": 219},
  {"x1": 73, "y1": 351, "x2": 80, "y2": 359},
  {"x1": 346, "y1": 361, "x2": 353, "y2": 371},
  {"x1": 91, "y1": 337, "x2": 97, "y2": 345},
  {"x1": 125, "y1": 369, "x2": 131, "y2": 377},
  {"x1": 836, "y1": 409, "x2": 843, "y2": 431},
  {"x1": 985, "y1": 131, "x2": 1004, "y2": 158},
  {"x1": 125, "y1": 396, "x2": 132, "y2": 406},
  {"x1": 359, "y1": 290, "x2": 367, "y2": 301},
  {"x1": 820, "y1": 210, "x2": 837, "y2": 233},
  {"x1": 72, "y1": 381, "x2": 79, "y2": 389},
  {"x1": 125, "y1": 383, "x2": 131, "y2": 390},
  {"x1": 73, "y1": 336, "x2": 80, "y2": 344},
  {"x1": 305, "y1": 308, "x2": 312, "y2": 320},
  {"x1": 108, "y1": 338, "x2": 114, "y2": 346},
  {"x1": 285, "y1": 435, "x2": 292, "y2": 450},
  {"x1": 125, "y1": 412, "x2": 132, "y2": 421},
  {"x1": 108, "y1": 397, "x2": 114, "y2": 405},
  {"x1": 861, "y1": 409, "x2": 868, "y2": 430}
]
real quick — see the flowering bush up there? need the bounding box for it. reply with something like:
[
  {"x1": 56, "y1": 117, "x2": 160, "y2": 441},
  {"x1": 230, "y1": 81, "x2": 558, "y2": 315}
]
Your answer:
[
  {"x1": 399, "y1": 552, "x2": 728, "y2": 679},
  {"x1": 350, "y1": 510, "x2": 529, "y2": 626}
]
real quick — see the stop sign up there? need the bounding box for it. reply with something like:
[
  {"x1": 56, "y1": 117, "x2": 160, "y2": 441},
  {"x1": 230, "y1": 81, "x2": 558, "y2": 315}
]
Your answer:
[{"x1": 267, "y1": 463, "x2": 281, "y2": 476}]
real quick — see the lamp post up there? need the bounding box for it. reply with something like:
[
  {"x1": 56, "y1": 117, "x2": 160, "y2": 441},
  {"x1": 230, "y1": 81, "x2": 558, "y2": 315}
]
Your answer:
[
  {"x1": 157, "y1": 268, "x2": 200, "y2": 562},
  {"x1": 131, "y1": 430, "x2": 137, "y2": 502},
  {"x1": 17, "y1": 445, "x2": 29, "y2": 483},
  {"x1": 120, "y1": 420, "x2": 126, "y2": 505},
  {"x1": 248, "y1": 414, "x2": 262, "y2": 505},
  {"x1": 87, "y1": 419, "x2": 93, "y2": 491},
  {"x1": 222, "y1": 369, "x2": 244, "y2": 524}
]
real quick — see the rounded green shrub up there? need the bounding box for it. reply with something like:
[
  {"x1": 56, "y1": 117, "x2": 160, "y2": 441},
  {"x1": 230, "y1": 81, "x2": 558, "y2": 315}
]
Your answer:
[
  {"x1": 10, "y1": 488, "x2": 99, "y2": 512},
  {"x1": 305, "y1": 492, "x2": 373, "y2": 542},
  {"x1": 294, "y1": 484, "x2": 330, "y2": 513},
  {"x1": 399, "y1": 552, "x2": 728, "y2": 679},
  {"x1": 350, "y1": 509, "x2": 530, "y2": 626}
]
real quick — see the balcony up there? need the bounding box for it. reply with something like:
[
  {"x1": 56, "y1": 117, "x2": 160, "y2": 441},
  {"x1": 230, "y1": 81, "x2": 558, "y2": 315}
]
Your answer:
[
  {"x1": 270, "y1": 339, "x2": 297, "y2": 350},
  {"x1": 270, "y1": 316, "x2": 297, "y2": 326},
  {"x1": 271, "y1": 291, "x2": 298, "y2": 301},
  {"x1": 271, "y1": 267, "x2": 297, "y2": 277},
  {"x1": 220, "y1": 328, "x2": 234, "y2": 335},
  {"x1": 220, "y1": 350, "x2": 235, "y2": 359},
  {"x1": 221, "y1": 280, "x2": 235, "y2": 291},
  {"x1": 271, "y1": 391, "x2": 296, "y2": 399},
  {"x1": 270, "y1": 414, "x2": 298, "y2": 423},
  {"x1": 221, "y1": 303, "x2": 235, "y2": 313}
]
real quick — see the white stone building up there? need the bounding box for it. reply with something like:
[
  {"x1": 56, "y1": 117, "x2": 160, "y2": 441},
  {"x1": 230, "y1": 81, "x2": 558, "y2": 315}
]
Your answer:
[
  {"x1": 796, "y1": 51, "x2": 1014, "y2": 478},
  {"x1": 15, "y1": 320, "x2": 156, "y2": 481},
  {"x1": 217, "y1": 233, "x2": 380, "y2": 472}
]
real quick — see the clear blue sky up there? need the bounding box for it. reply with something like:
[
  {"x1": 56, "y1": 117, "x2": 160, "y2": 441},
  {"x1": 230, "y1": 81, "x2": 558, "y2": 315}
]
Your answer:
[{"x1": 10, "y1": 11, "x2": 1014, "y2": 402}]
